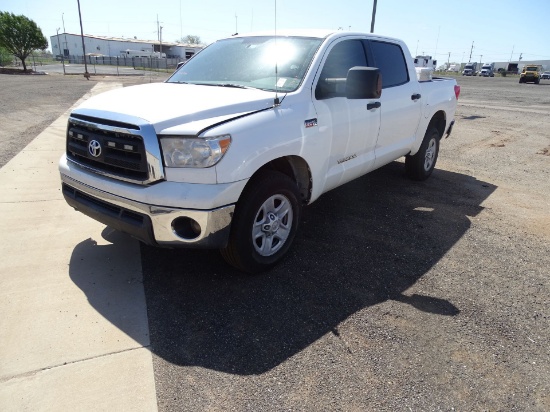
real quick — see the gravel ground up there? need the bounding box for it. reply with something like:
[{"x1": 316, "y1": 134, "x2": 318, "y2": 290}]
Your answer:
[
  {"x1": 1, "y1": 73, "x2": 548, "y2": 411},
  {"x1": 0, "y1": 72, "x2": 167, "y2": 167}
]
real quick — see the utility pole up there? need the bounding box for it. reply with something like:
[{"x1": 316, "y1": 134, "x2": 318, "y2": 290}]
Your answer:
[
  {"x1": 447, "y1": 52, "x2": 450, "y2": 69},
  {"x1": 179, "y1": 0, "x2": 182, "y2": 40},
  {"x1": 468, "y1": 41, "x2": 474, "y2": 62},
  {"x1": 56, "y1": 28, "x2": 66, "y2": 74},
  {"x1": 76, "y1": 0, "x2": 89, "y2": 79},
  {"x1": 370, "y1": 0, "x2": 378, "y2": 33},
  {"x1": 235, "y1": 14, "x2": 238, "y2": 34},
  {"x1": 62, "y1": 13, "x2": 68, "y2": 58},
  {"x1": 160, "y1": 26, "x2": 163, "y2": 57}
]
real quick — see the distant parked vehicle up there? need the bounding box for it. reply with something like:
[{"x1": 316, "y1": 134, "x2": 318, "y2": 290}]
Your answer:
[
  {"x1": 507, "y1": 63, "x2": 519, "y2": 74},
  {"x1": 414, "y1": 55, "x2": 437, "y2": 70},
  {"x1": 479, "y1": 63, "x2": 495, "y2": 77},
  {"x1": 541, "y1": 71, "x2": 550, "y2": 80},
  {"x1": 447, "y1": 64, "x2": 459, "y2": 72},
  {"x1": 462, "y1": 62, "x2": 477, "y2": 76},
  {"x1": 519, "y1": 65, "x2": 543, "y2": 84}
]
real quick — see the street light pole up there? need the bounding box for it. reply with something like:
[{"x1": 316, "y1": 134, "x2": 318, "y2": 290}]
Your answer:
[{"x1": 76, "y1": 0, "x2": 90, "y2": 79}]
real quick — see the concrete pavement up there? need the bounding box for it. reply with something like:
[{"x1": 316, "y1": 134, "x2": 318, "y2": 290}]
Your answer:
[{"x1": 0, "y1": 83, "x2": 157, "y2": 411}]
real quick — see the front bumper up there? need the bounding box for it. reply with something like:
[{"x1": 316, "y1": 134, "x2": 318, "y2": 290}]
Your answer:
[{"x1": 61, "y1": 175, "x2": 236, "y2": 248}]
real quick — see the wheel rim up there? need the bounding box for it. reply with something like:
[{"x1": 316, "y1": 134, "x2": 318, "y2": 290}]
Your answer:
[
  {"x1": 424, "y1": 138, "x2": 437, "y2": 171},
  {"x1": 252, "y1": 194, "x2": 293, "y2": 257}
]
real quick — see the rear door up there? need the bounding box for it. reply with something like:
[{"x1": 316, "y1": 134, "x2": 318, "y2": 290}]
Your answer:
[{"x1": 367, "y1": 40, "x2": 422, "y2": 168}]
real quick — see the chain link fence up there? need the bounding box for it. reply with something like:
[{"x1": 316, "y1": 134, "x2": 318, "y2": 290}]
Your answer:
[
  {"x1": 1, "y1": 52, "x2": 184, "y2": 75},
  {"x1": 66, "y1": 55, "x2": 181, "y2": 71}
]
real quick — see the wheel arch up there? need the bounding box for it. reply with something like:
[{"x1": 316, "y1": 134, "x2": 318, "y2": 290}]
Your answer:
[
  {"x1": 241, "y1": 156, "x2": 312, "y2": 204},
  {"x1": 429, "y1": 110, "x2": 447, "y2": 139}
]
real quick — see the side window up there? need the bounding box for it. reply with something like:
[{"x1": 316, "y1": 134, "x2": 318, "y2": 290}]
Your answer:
[
  {"x1": 315, "y1": 40, "x2": 367, "y2": 100},
  {"x1": 369, "y1": 41, "x2": 409, "y2": 88}
]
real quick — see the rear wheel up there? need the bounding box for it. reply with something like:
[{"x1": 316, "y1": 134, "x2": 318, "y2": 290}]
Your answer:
[
  {"x1": 405, "y1": 126, "x2": 440, "y2": 181},
  {"x1": 221, "y1": 171, "x2": 302, "y2": 274}
]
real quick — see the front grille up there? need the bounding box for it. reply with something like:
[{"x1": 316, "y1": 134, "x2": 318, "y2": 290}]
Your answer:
[{"x1": 66, "y1": 118, "x2": 148, "y2": 181}]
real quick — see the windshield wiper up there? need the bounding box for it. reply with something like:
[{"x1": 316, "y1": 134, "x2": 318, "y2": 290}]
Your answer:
[
  {"x1": 216, "y1": 83, "x2": 255, "y2": 90},
  {"x1": 178, "y1": 82, "x2": 256, "y2": 90}
]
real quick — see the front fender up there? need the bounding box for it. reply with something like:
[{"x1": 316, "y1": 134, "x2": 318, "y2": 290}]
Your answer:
[{"x1": 212, "y1": 99, "x2": 318, "y2": 185}]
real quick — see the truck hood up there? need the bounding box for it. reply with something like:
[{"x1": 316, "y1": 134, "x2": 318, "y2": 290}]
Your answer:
[{"x1": 74, "y1": 82, "x2": 277, "y2": 134}]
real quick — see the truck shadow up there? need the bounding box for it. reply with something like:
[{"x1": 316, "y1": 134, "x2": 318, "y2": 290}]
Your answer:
[{"x1": 136, "y1": 161, "x2": 495, "y2": 375}]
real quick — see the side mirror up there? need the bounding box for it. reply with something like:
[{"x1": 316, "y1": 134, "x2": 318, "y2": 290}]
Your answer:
[{"x1": 346, "y1": 67, "x2": 382, "y2": 99}]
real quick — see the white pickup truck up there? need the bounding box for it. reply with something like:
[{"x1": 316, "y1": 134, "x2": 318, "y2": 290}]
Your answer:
[{"x1": 59, "y1": 30, "x2": 460, "y2": 273}]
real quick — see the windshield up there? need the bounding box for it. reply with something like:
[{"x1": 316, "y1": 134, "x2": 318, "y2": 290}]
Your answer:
[
  {"x1": 167, "y1": 36, "x2": 323, "y2": 92},
  {"x1": 525, "y1": 66, "x2": 538, "y2": 71}
]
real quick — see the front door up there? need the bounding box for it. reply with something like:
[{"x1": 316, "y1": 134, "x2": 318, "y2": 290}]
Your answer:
[{"x1": 312, "y1": 38, "x2": 381, "y2": 193}]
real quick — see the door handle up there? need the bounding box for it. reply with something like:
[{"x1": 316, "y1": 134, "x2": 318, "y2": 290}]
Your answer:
[
  {"x1": 411, "y1": 93, "x2": 421, "y2": 101},
  {"x1": 367, "y1": 102, "x2": 381, "y2": 110}
]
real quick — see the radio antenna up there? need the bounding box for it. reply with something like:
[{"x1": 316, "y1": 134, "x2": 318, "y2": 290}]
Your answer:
[{"x1": 274, "y1": 0, "x2": 280, "y2": 106}]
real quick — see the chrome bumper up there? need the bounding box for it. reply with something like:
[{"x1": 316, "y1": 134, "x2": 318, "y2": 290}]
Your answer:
[{"x1": 61, "y1": 175, "x2": 235, "y2": 249}]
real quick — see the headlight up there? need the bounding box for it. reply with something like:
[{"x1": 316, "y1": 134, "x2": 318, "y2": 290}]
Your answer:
[{"x1": 160, "y1": 134, "x2": 231, "y2": 168}]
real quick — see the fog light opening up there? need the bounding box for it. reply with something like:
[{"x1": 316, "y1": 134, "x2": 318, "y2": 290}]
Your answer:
[{"x1": 172, "y1": 217, "x2": 202, "y2": 240}]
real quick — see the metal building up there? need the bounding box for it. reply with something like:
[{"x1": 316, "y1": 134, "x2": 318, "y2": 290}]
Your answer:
[{"x1": 50, "y1": 32, "x2": 202, "y2": 60}]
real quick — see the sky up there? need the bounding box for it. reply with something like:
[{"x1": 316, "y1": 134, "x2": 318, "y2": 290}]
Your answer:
[{"x1": 2, "y1": 0, "x2": 549, "y2": 64}]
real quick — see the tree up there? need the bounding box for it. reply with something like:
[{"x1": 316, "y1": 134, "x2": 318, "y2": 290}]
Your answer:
[
  {"x1": 0, "y1": 12, "x2": 48, "y2": 71},
  {"x1": 0, "y1": 45, "x2": 12, "y2": 66},
  {"x1": 178, "y1": 34, "x2": 201, "y2": 45}
]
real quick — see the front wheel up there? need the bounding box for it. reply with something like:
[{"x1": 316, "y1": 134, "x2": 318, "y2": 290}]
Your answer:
[
  {"x1": 405, "y1": 126, "x2": 440, "y2": 181},
  {"x1": 221, "y1": 171, "x2": 302, "y2": 274}
]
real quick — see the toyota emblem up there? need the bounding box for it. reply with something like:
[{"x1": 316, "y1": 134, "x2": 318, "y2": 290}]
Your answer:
[{"x1": 88, "y1": 140, "x2": 102, "y2": 157}]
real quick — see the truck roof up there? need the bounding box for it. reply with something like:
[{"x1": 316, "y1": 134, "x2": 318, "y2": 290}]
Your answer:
[{"x1": 225, "y1": 29, "x2": 402, "y2": 43}]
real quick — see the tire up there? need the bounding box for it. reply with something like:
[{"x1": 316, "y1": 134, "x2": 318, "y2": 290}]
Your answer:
[
  {"x1": 221, "y1": 170, "x2": 302, "y2": 274},
  {"x1": 405, "y1": 126, "x2": 440, "y2": 181}
]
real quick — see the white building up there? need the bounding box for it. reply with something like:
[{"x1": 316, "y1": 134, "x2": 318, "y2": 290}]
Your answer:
[{"x1": 50, "y1": 32, "x2": 202, "y2": 60}]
